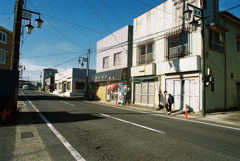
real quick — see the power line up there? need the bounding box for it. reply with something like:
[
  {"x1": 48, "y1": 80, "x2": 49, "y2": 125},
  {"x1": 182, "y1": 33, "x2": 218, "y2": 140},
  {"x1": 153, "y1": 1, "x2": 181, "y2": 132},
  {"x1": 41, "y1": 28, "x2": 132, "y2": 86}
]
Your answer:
[
  {"x1": 52, "y1": 56, "x2": 79, "y2": 68},
  {"x1": 41, "y1": 13, "x2": 107, "y2": 35},
  {"x1": 99, "y1": 0, "x2": 126, "y2": 25},
  {"x1": 21, "y1": 52, "x2": 84, "y2": 59},
  {"x1": 136, "y1": 0, "x2": 174, "y2": 16},
  {"x1": 28, "y1": 1, "x2": 85, "y2": 50},
  {"x1": 63, "y1": 0, "x2": 89, "y2": 40},
  {"x1": 86, "y1": 0, "x2": 128, "y2": 53}
]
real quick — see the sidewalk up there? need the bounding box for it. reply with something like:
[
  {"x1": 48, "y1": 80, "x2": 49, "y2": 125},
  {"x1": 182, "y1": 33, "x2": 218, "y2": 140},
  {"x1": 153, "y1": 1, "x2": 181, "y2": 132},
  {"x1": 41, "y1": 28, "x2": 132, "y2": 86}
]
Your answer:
[
  {"x1": 94, "y1": 100, "x2": 240, "y2": 127},
  {"x1": 0, "y1": 101, "x2": 52, "y2": 161}
]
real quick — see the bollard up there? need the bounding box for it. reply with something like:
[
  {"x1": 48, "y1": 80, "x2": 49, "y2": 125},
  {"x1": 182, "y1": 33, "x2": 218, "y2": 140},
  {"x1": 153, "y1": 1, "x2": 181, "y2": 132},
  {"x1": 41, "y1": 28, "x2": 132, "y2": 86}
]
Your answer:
[
  {"x1": 115, "y1": 97, "x2": 117, "y2": 107},
  {"x1": 185, "y1": 104, "x2": 188, "y2": 119}
]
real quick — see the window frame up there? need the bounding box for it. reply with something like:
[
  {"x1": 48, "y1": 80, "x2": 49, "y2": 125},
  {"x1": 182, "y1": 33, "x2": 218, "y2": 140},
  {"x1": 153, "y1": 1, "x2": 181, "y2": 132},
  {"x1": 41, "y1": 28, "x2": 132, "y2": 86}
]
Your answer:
[
  {"x1": 138, "y1": 42, "x2": 154, "y2": 65},
  {"x1": 103, "y1": 56, "x2": 109, "y2": 69},
  {"x1": 237, "y1": 40, "x2": 240, "y2": 52},
  {"x1": 0, "y1": 31, "x2": 7, "y2": 44},
  {"x1": 165, "y1": 27, "x2": 191, "y2": 61},
  {"x1": 114, "y1": 52, "x2": 122, "y2": 66},
  {"x1": 209, "y1": 29, "x2": 225, "y2": 53},
  {"x1": 59, "y1": 83, "x2": 62, "y2": 89},
  {"x1": 0, "y1": 52, "x2": 6, "y2": 64},
  {"x1": 67, "y1": 82, "x2": 71, "y2": 90},
  {"x1": 76, "y1": 82, "x2": 85, "y2": 90}
]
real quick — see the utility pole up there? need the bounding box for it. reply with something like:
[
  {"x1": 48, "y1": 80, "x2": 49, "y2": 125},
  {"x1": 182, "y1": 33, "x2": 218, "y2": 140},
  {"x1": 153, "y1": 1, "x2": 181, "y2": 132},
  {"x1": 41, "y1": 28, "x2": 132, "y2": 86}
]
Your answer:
[
  {"x1": 11, "y1": 0, "x2": 23, "y2": 70},
  {"x1": 85, "y1": 40, "x2": 91, "y2": 97}
]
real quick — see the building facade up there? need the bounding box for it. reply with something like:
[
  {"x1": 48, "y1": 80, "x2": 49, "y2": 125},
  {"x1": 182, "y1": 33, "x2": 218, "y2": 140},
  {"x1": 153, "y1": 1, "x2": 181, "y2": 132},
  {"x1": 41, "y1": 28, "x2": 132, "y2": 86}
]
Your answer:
[
  {"x1": 131, "y1": 0, "x2": 240, "y2": 111},
  {"x1": 53, "y1": 68, "x2": 96, "y2": 97},
  {"x1": 94, "y1": 25, "x2": 133, "y2": 103},
  {"x1": 0, "y1": 26, "x2": 13, "y2": 70},
  {"x1": 41, "y1": 68, "x2": 58, "y2": 89}
]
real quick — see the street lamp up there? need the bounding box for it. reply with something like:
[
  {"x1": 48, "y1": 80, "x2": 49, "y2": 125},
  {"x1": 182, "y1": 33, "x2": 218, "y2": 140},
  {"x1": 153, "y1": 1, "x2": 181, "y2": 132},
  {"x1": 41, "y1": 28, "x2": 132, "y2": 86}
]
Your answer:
[
  {"x1": 184, "y1": 3, "x2": 208, "y2": 116},
  {"x1": 25, "y1": 21, "x2": 34, "y2": 34},
  {"x1": 78, "y1": 41, "x2": 91, "y2": 99},
  {"x1": 22, "y1": 9, "x2": 44, "y2": 34},
  {"x1": 183, "y1": 6, "x2": 192, "y2": 21},
  {"x1": 35, "y1": 15, "x2": 44, "y2": 28},
  {"x1": 78, "y1": 58, "x2": 84, "y2": 67},
  {"x1": 189, "y1": 17, "x2": 199, "y2": 31}
]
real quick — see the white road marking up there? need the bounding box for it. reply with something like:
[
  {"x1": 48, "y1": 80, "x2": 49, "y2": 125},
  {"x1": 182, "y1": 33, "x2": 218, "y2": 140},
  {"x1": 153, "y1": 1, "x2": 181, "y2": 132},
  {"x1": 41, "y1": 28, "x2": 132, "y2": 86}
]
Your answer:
[
  {"x1": 60, "y1": 101, "x2": 75, "y2": 106},
  {"x1": 87, "y1": 101, "x2": 240, "y2": 132},
  {"x1": 21, "y1": 91, "x2": 85, "y2": 161},
  {"x1": 100, "y1": 113, "x2": 165, "y2": 134}
]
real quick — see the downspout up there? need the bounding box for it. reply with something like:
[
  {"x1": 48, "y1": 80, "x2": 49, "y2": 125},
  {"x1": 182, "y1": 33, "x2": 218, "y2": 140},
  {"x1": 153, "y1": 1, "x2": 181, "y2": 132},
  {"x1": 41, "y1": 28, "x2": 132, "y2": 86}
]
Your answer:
[
  {"x1": 202, "y1": 7, "x2": 206, "y2": 116},
  {"x1": 158, "y1": 75, "x2": 161, "y2": 108},
  {"x1": 223, "y1": 14, "x2": 233, "y2": 110}
]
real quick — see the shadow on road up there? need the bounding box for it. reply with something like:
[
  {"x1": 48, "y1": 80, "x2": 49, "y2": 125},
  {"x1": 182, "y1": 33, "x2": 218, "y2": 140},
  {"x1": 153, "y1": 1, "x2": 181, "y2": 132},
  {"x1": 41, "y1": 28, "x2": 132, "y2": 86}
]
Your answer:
[
  {"x1": 16, "y1": 111, "x2": 104, "y2": 125},
  {"x1": 18, "y1": 95, "x2": 84, "y2": 101}
]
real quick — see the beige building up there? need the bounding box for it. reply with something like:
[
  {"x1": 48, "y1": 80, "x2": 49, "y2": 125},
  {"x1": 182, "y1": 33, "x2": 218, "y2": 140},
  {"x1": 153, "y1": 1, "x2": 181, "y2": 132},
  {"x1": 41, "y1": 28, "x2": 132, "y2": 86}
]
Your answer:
[
  {"x1": 0, "y1": 26, "x2": 13, "y2": 70},
  {"x1": 131, "y1": 0, "x2": 240, "y2": 112}
]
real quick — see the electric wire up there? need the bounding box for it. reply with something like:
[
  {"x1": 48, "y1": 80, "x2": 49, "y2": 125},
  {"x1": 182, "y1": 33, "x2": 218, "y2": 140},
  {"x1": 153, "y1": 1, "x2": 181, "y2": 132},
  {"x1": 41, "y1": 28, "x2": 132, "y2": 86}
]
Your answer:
[
  {"x1": 136, "y1": 0, "x2": 174, "y2": 16},
  {"x1": 99, "y1": 0, "x2": 126, "y2": 25},
  {"x1": 28, "y1": 1, "x2": 85, "y2": 50},
  {"x1": 85, "y1": 0, "x2": 128, "y2": 53},
  {"x1": 63, "y1": 0, "x2": 89, "y2": 40},
  {"x1": 21, "y1": 52, "x2": 85, "y2": 59}
]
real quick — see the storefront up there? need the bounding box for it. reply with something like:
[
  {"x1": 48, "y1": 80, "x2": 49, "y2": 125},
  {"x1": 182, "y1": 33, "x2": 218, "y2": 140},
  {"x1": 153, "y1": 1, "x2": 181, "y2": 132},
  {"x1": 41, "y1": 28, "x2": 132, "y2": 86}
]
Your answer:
[
  {"x1": 94, "y1": 68, "x2": 129, "y2": 103},
  {"x1": 131, "y1": 76, "x2": 158, "y2": 106},
  {"x1": 165, "y1": 77, "x2": 200, "y2": 111}
]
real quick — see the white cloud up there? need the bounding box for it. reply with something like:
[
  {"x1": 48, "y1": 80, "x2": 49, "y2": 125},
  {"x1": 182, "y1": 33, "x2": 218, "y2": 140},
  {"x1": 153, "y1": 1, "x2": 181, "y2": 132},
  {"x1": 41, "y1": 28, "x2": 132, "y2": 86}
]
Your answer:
[{"x1": 19, "y1": 59, "x2": 69, "y2": 81}]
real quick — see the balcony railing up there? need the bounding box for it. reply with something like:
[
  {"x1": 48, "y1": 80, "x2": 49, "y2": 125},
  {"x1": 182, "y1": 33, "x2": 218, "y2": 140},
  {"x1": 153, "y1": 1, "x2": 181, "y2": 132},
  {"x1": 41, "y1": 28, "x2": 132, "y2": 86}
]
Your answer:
[
  {"x1": 137, "y1": 59, "x2": 154, "y2": 66},
  {"x1": 166, "y1": 44, "x2": 190, "y2": 60},
  {"x1": 209, "y1": 41, "x2": 225, "y2": 53}
]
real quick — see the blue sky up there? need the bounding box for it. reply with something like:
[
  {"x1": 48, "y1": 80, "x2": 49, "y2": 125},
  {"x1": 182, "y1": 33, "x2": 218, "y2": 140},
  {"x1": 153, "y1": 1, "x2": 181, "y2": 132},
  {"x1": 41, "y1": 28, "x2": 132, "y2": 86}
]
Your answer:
[{"x1": 0, "y1": 0, "x2": 239, "y2": 81}]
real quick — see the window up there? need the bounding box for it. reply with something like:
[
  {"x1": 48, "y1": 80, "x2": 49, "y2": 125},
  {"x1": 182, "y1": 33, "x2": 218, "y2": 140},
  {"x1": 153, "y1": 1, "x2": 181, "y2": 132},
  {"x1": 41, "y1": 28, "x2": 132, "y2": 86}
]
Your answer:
[
  {"x1": 103, "y1": 56, "x2": 109, "y2": 68},
  {"x1": 0, "y1": 31, "x2": 7, "y2": 44},
  {"x1": 0, "y1": 52, "x2": 6, "y2": 64},
  {"x1": 76, "y1": 82, "x2": 85, "y2": 90},
  {"x1": 55, "y1": 83, "x2": 57, "y2": 89},
  {"x1": 67, "y1": 82, "x2": 71, "y2": 90},
  {"x1": 114, "y1": 52, "x2": 122, "y2": 66},
  {"x1": 209, "y1": 29, "x2": 225, "y2": 52},
  {"x1": 165, "y1": 27, "x2": 190, "y2": 60},
  {"x1": 59, "y1": 83, "x2": 62, "y2": 89},
  {"x1": 139, "y1": 43, "x2": 153, "y2": 65},
  {"x1": 237, "y1": 40, "x2": 240, "y2": 52}
]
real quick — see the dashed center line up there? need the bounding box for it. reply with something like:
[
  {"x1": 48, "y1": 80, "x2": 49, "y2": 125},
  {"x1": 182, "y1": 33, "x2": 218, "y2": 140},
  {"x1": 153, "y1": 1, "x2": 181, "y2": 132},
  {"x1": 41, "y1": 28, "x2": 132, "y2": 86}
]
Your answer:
[{"x1": 60, "y1": 101, "x2": 75, "y2": 106}]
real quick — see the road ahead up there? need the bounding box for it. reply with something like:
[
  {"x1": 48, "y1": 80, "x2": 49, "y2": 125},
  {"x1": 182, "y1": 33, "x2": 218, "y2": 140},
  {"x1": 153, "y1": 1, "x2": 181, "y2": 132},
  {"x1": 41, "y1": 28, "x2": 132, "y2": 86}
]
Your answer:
[{"x1": 17, "y1": 90, "x2": 240, "y2": 161}]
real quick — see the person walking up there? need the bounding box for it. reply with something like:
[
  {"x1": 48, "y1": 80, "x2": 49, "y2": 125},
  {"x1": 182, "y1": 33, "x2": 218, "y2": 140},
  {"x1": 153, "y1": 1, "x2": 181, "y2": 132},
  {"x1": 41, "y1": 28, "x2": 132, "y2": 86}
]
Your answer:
[{"x1": 164, "y1": 91, "x2": 173, "y2": 115}]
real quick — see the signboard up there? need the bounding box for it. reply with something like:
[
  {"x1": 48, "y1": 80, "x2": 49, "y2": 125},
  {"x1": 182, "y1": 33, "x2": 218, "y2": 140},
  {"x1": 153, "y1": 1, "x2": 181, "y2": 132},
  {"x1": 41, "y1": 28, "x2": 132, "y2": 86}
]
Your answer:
[
  {"x1": 193, "y1": 8, "x2": 202, "y2": 17},
  {"x1": 94, "y1": 69, "x2": 123, "y2": 82},
  {"x1": 82, "y1": 58, "x2": 88, "y2": 62},
  {"x1": 22, "y1": 10, "x2": 32, "y2": 19}
]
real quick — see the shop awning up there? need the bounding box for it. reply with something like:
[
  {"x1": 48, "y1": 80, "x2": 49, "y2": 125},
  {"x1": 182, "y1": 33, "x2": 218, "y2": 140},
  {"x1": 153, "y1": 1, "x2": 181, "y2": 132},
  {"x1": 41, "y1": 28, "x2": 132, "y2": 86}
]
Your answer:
[
  {"x1": 131, "y1": 76, "x2": 157, "y2": 82},
  {"x1": 94, "y1": 69, "x2": 123, "y2": 82}
]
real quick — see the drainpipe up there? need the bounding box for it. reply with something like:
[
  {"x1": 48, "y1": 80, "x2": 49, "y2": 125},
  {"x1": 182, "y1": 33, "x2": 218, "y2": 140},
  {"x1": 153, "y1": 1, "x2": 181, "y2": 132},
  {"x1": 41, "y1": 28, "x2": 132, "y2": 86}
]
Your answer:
[
  {"x1": 158, "y1": 75, "x2": 161, "y2": 108},
  {"x1": 201, "y1": 7, "x2": 206, "y2": 117},
  {"x1": 223, "y1": 14, "x2": 233, "y2": 110}
]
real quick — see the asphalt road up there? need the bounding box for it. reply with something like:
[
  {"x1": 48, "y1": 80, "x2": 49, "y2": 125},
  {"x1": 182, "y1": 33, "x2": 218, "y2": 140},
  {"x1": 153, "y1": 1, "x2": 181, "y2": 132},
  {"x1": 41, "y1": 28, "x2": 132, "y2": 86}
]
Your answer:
[{"x1": 18, "y1": 90, "x2": 240, "y2": 161}]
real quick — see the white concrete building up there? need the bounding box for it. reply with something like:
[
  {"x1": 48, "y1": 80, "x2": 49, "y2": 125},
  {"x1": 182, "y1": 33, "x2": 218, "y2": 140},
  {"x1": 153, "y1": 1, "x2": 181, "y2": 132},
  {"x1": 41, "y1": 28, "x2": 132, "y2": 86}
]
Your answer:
[
  {"x1": 53, "y1": 68, "x2": 96, "y2": 97},
  {"x1": 94, "y1": 25, "x2": 133, "y2": 102},
  {"x1": 131, "y1": 0, "x2": 240, "y2": 112}
]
